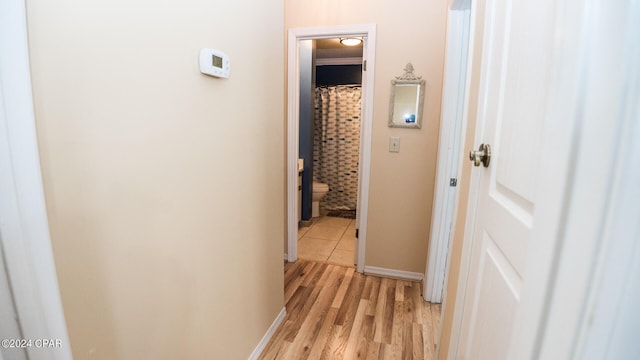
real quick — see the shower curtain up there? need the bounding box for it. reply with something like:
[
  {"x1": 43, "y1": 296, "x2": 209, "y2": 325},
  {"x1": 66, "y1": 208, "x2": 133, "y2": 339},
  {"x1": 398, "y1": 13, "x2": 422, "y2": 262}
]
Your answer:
[{"x1": 313, "y1": 85, "x2": 361, "y2": 211}]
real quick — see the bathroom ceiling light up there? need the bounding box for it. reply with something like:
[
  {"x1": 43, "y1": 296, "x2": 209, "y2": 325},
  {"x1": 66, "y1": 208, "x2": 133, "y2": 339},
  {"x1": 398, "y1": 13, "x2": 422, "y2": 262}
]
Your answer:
[{"x1": 339, "y1": 37, "x2": 362, "y2": 46}]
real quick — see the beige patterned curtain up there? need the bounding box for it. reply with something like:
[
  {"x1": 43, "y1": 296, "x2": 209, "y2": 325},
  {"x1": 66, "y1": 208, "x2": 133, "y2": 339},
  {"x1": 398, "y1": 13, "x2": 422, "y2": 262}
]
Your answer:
[{"x1": 313, "y1": 85, "x2": 361, "y2": 211}]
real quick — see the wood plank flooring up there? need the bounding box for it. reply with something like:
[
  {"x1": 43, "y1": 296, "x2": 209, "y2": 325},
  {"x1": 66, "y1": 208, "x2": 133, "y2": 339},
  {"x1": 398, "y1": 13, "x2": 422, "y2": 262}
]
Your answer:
[{"x1": 259, "y1": 260, "x2": 441, "y2": 360}]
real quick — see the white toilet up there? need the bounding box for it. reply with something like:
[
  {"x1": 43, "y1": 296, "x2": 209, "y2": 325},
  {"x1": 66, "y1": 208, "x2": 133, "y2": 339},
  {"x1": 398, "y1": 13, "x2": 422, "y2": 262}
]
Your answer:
[{"x1": 312, "y1": 181, "x2": 329, "y2": 217}]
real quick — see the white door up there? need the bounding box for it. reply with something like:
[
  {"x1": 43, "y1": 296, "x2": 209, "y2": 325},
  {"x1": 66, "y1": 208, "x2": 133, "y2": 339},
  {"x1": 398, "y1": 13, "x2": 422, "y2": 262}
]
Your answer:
[
  {"x1": 455, "y1": 0, "x2": 556, "y2": 357},
  {"x1": 0, "y1": 235, "x2": 28, "y2": 360}
]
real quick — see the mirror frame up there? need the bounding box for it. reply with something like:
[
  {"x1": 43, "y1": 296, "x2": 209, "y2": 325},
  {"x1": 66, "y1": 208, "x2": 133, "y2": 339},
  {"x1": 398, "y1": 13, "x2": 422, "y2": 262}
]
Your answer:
[{"x1": 388, "y1": 63, "x2": 426, "y2": 129}]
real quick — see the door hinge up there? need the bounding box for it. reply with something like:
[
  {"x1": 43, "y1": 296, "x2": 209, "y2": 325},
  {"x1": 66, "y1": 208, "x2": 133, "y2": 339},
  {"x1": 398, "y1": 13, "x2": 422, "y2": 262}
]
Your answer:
[
  {"x1": 449, "y1": 178, "x2": 458, "y2": 187},
  {"x1": 355, "y1": 228, "x2": 359, "y2": 238},
  {"x1": 363, "y1": 60, "x2": 367, "y2": 71}
]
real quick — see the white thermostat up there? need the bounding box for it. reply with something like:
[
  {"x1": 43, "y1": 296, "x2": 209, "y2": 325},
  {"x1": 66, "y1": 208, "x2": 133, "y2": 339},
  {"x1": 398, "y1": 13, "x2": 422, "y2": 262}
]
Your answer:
[{"x1": 199, "y1": 48, "x2": 230, "y2": 78}]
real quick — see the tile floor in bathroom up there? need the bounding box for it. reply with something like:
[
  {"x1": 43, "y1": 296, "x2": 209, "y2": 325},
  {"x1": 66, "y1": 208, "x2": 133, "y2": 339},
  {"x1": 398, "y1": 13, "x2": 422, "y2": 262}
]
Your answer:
[{"x1": 297, "y1": 215, "x2": 356, "y2": 267}]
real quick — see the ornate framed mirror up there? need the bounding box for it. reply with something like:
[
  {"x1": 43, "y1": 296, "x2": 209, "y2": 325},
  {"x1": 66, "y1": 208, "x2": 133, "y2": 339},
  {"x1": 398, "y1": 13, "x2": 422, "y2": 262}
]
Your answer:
[{"x1": 388, "y1": 63, "x2": 426, "y2": 129}]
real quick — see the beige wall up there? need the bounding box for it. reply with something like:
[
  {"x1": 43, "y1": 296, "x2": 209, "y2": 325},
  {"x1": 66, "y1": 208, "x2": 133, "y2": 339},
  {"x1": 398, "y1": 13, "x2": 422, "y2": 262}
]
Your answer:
[
  {"x1": 286, "y1": 0, "x2": 448, "y2": 273},
  {"x1": 438, "y1": 0, "x2": 486, "y2": 357},
  {"x1": 27, "y1": 1, "x2": 284, "y2": 358}
]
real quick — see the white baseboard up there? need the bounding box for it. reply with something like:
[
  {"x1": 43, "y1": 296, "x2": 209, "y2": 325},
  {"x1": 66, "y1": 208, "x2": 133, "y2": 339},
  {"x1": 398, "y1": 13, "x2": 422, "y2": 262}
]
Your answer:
[
  {"x1": 248, "y1": 307, "x2": 286, "y2": 360},
  {"x1": 364, "y1": 266, "x2": 424, "y2": 281},
  {"x1": 284, "y1": 253, "x2": 288, "y2": 261}
]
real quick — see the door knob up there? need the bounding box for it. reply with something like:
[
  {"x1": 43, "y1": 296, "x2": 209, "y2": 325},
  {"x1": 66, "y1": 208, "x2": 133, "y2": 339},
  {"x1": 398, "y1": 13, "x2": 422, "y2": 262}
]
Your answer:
[{"x1": 469, "y1": 143, "x2": 491, "y2": 167}]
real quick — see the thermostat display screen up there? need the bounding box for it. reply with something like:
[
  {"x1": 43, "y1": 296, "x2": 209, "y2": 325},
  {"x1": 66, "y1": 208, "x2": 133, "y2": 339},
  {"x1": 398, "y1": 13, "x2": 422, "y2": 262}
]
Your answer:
[
  {"x1": 212, "y1": 55, "x2": 223, "y2": 68},
  {"x1": 199, "y1": 48, "x2": 230, "y2": 78}
]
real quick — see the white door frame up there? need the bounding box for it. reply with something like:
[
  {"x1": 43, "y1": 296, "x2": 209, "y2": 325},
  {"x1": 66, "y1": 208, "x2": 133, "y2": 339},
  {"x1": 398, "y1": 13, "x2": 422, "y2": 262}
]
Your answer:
[
  {"x1": 286, "y1": 24, "x2": 376, "y2": 273},
  {"x1": 424, "y1": 2, "x2": 472, "y2": 303},
  {"x1": 0, "y1": 0, "x2": 72, "y2": 358},
  {"x1": 447, "y1": 0, "x2": 640, "y2": 357}
]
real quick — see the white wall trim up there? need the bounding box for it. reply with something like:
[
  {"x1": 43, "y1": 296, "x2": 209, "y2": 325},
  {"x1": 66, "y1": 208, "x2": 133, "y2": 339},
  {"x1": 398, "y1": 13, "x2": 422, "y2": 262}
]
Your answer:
[
  {"x1": 355, "y1": 25, "x2": 376, "y2": 274},
  {"x1": 286, "y1": 24, "x2": 377, "y2": 275},
  {"x1": 286, "y1": 29, "x2": 300, "y2": 263},
  {"x1": 316, "y1": 57, "x2": 363, "y2": 66},
  {"x1": 247, "y1": 307, "x2": 287, "y2": 360},
  {"x1": 424, "y1": 7, "x2": 471, "y2": 303},
  {"x1": 446, "y1": 0, "x2": 481, "y2": 356},
  {"x1": 364, "y1": 266, "x2": 424, "y2": 282},
  {"x1": 0, "y1": 0, "x2": 72, "y2": 358}
]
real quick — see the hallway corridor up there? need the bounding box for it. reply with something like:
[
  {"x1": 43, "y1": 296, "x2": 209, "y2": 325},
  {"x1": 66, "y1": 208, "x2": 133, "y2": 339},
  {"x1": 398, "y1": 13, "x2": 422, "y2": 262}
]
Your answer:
[{"x1": 260, "y1": 260, "x2": 441, "y2": 359}]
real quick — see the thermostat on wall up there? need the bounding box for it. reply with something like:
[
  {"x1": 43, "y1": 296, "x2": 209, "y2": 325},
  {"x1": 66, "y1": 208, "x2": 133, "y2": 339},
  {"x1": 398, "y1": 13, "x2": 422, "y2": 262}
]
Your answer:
[{"x1": 199, "y1": 48, "x2": 230, "y2": 78}]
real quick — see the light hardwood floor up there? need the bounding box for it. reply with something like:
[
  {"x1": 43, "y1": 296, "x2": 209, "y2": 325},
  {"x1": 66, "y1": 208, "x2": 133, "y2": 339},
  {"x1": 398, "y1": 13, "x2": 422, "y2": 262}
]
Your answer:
[{"x1": 259, "y1": 260, "x2": 441, "y2": 360}]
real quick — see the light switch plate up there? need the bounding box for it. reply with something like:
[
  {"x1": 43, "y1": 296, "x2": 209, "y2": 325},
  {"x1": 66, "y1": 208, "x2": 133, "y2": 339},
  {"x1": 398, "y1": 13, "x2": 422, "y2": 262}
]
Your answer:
[{"x1": 389, "y1": 136, "x2": 400, "y2": 153}]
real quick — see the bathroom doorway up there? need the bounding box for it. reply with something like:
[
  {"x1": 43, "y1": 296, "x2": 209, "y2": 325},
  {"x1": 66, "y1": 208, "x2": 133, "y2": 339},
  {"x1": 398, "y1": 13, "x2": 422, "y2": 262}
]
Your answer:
[
  {"x1": 286, "y1": 25, "x2": 376, "y2": 273},
  {"x1": 298, "y1": 43, "x2": 362, "y2": 266}
]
